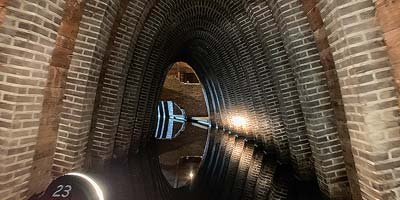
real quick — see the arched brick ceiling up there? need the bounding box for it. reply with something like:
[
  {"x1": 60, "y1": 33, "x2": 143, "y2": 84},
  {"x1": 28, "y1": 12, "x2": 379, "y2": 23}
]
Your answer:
[
  {"x1": 125, "y1": 0, "x2": 281, "y2": 144},
  {"x1": 3, "y1": 0, "x2": 399, "y2": 199}
]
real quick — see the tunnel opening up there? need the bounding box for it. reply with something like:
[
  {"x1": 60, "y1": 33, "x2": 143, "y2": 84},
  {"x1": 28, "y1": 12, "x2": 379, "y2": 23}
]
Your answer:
[
  {"x1": 155, "y1": 61, "x2": 209, "y2": 189},
  {"x1": 159, "y1": 61, "x2": 209, "y2": 122},
  {"x1": 2, "y1": 0, "x2": 400, "y2": 200}
]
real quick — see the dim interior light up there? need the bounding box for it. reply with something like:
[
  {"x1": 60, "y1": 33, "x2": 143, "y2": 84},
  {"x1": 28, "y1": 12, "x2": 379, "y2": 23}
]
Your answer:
[
  {"x1": 67, "y1": 172, "x2": 104, "y2": 200},
  {"x1": 231, "y1": 116, "x2": 248, "y2": 127},
  {"x1": 189, "y1": 171, "x2": 194, "y2": 179}
]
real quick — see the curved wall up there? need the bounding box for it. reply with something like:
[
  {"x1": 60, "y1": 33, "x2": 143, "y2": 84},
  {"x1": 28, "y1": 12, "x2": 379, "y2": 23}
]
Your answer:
[{"x1": 1, "y1": 0, "x2": 400, "y2": 199}]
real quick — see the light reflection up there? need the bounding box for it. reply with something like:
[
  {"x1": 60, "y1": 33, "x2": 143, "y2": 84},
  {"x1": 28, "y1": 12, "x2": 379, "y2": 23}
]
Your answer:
[
  {"x1": 67, "y1": 172, "x2": 104, "y2": 200},
  {"x1": 189, "y1": 171, "x2": 194, "y2": 179},
  {"x1": 155, "y1": 101, "x2": 186, "y2": 139},
  {"x1": 231, "y1": 116, "x2": 248, "y2": 128}
]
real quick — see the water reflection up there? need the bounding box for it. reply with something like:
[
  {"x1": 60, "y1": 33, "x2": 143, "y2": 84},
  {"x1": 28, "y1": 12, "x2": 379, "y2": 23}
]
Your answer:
[
  {"x1": 192, "y1": 129, "x2": 323, "y2": 200},
  {"x1": 155, "y1": 101, "x2": 187, "y2": 139},
  {"x1": 156, "y1": 117, "x2": 208, "y2": 188},
  {"x1": 89, "y1": 118, "x2": 323, "y2": 200},
  {"x1": 155, "y1": 117, "x2": 186, "y2": 140}
]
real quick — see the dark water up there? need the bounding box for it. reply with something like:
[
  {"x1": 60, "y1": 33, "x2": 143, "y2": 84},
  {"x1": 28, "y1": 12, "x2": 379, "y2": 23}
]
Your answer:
[{"x1": 89, "y1": 118, "x2": 324, "y2": 200}]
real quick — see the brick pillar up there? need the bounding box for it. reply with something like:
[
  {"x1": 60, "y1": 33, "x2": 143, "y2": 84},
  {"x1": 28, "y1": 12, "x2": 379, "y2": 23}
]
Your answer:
[
  {"x1": 111, "y1": 0, "x2": 159, "y2": 155},
  {"x1": 247, "y1": 1, "x2": 312, "y2": 179},
  {"x1": 375, "y1": 0, "x2": 400, "y2": 103},
  {"x1": 30, "y1": 0, "x2": 88, "y2": 194},
  {"x1": 53, "y1": 0, "x2": 120, "y2": 174},
  {"x1": 300, "y1": 0, "x2": 362, "y2": 199},
  {"x1": 268, "y1": 0, "x2": 350, "y2": 198},
  {"x1": 86, "y1": 0, "x2": 139, "y2": 165},
  {"x1": 0, "y1": 1, "x2": 6, "y2": 25},
  {"x1": 0, "y1": 1, "x2": 64, "y2": 199},
  {"x1": 317, "y1": 0, "x2": 400, "y2": 199}
]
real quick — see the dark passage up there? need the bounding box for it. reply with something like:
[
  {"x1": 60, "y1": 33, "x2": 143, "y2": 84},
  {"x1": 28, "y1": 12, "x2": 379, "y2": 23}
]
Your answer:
[
  {"x1": 88, "y1": 118, "x2": 324, "y2": 200},
  {"x1": 2, "y1": 1, "x2": 400, "y2": 199}
]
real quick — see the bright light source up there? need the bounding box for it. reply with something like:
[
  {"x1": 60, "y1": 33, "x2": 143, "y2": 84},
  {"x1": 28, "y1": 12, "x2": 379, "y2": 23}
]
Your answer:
[
  {"x1": 67, "y1": 172, "x2": 104, "y2": 200},
  {"x1": 231, "y1": 116, "x2": 247, "y2": 127},
  {"x1": 189, "y1": 171, "x2": 194, "y2": 179}
]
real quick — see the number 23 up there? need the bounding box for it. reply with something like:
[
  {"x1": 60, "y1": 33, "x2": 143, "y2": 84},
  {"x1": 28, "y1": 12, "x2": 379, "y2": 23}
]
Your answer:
[{"x1": 52, "y1": 185, "x2": 72, "y2": 198}]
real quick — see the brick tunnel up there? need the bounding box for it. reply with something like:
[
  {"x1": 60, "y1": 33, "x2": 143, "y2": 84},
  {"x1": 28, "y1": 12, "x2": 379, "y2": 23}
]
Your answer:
[{"x1": 1, "y1": 0, "x2": 400, "y2": 200}]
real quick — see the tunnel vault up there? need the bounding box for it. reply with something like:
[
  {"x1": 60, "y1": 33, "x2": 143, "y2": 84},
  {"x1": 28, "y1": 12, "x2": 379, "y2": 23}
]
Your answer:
[{"x1": 1, "y1": 0, "x2": 400, "y2": 200}]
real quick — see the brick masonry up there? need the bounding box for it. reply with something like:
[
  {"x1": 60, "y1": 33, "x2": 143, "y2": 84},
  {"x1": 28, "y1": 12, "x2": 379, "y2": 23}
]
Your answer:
[
  {"x1": 300, "y1": 0, "x2": 362, "y2": 199},
  {"x1": 267, "y1": 0, "x2": 350, "y2": 197},
  {"x1": 0, "y1": 0, "x2": 7, "y2": 26},
  {"x1": 375, "y1": 0, "x2": 400, "y2": 103},
  {"x1": 317, "y1": 0, "x2": 400, "y2": 199},
  {"x1": 247, "y1": 0, "x2": 313, "y2": 179},
  {"x1": 52, "y1": 0, "x2": 124, "y2": 175},
  {"x1": 29, "y1": 0, "x2": 87, "y2": 195},
  {"x1": 0, "y1": 0, "x2": 65, "y2": 199},
  {"x1": 1, "y1": 0, "x2": 400, "y2": 199}
]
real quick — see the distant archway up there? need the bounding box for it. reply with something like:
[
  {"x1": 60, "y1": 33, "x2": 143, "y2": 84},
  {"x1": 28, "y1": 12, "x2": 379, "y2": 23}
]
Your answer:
[{"x1": 159, "y1": 62, "x2": 208, "y2": 119}]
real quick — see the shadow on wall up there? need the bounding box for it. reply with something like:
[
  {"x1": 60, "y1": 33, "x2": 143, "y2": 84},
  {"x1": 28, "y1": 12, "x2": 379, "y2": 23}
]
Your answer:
[{"x1": 160, "y1": 62, "x2": 208, "y2": 118}]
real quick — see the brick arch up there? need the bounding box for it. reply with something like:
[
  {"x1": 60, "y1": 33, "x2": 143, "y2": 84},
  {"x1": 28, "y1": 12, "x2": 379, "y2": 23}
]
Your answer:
[
  {"x1": 2, "y1": 0, "x2": 396, "y2": 199},
  {"x1": 264, "y1": 0, "x2": 355, "y2": 197},
  {"x1": 0, "y1": 0, "x2": 67, "y2": 198},
  {"x1": 164, "y1": 21, "x2": 255, "y2": 129},
  {"x1": 107, "y1": 0, "x2": 361, "y2": 198},
  {"x1": 35, "y1": 0, "x2": 349, "y2": 198},
  {"x1": 111, "y1": 0, "x2": 278, "y2": 156},
  {"x1": 87, "y1": 1, "x2": 348, "y2": 196},
  {"x1": 112, "y1": 0, "x2": 288, "y2": 153},
  {"x1": 138, "y1": 3, "x2": 253, "y2": 125},
  {"x1": 314, "y1": 0, "x2": 400, "y2": 199}
]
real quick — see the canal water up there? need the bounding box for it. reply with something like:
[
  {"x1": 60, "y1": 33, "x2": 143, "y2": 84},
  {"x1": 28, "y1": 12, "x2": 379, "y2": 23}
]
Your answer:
[{"x1": 88, "y1": 118, "x2": 324, "y2": 200}]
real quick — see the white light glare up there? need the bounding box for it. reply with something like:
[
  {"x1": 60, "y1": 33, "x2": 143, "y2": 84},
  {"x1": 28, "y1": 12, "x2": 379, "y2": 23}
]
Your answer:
[
  {"x1": 67, "y1": 172, "x2": 104, "y2": 200},
  {"x1": 189, "y1": 171, "x2": 194, "y2": 179},
  {"x1": 231, "y1": 116, "x2": 247, "y2": 127}
]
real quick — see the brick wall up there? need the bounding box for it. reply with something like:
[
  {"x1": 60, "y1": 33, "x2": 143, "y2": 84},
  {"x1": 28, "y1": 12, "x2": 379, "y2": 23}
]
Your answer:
[
  {"x1": 86, "y1": 0, "x2": 400, "y2": 198},
  {"x1": 111, "y1": 0, "x2": 159, "y2": 155},
  {"x1": 247, "y1": 0, "x2": 312, "y2": 179},
  {"x1": 0, "y1": 0, "x2": 65, "y2": 199},
  {"x1": 86, "y1": 0, "x2": 133, "y2": 166},
  {"x1": 53, "y1": 0, "x2": 121, "y2": 175},
  {"x1": 127, "y1": 0, "x2": 286, "y2": 157},
  {"x1": 301, "y1": 0, "x2": 362, "y2": 198},
  {"x1": 1, "y1": 0, "x2": 400, "y2": 199},
  {"x1": 267, "y1": 0, "x2": 350, "y2": 197},
  {"x1": 106, "y1": 0, "x2": 149, "y2": 159},
  {"x1": 29, "y1": 0, "x2": 87, "y2": 194},
  {"x1": 375, "y1": 0, "x2": 400, "y2": 102},
  {"x1": 0, "y1": 0, "x2": 7, "y2": 26},
  {"x1": 317, "y1": 0, "x2": 400, "y2": 199}
]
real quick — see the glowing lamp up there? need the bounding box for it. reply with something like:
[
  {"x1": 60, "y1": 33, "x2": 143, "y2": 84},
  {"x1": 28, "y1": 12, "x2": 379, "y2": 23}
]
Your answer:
[
  {"x1": 231, "y1": 116, "x2": 247, "y2": 127},
  {"x1": 189, "y1": 171, "x2": 194, "y2": 179}
]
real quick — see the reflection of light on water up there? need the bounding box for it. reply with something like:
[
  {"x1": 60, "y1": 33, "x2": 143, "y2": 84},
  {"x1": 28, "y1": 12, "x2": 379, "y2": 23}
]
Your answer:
[
  {"x1": 231, "y1": 116, "x2": 248, "y2": 127},
  {"x1": 67, "y1": 172, "x2": 104, "y2": 200}
]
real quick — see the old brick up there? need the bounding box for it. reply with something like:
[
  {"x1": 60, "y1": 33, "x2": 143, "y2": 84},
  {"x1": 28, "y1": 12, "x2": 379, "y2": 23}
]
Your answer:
[{"x1": 0, "y1": 1, "x2": 399, "y2": 200}]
